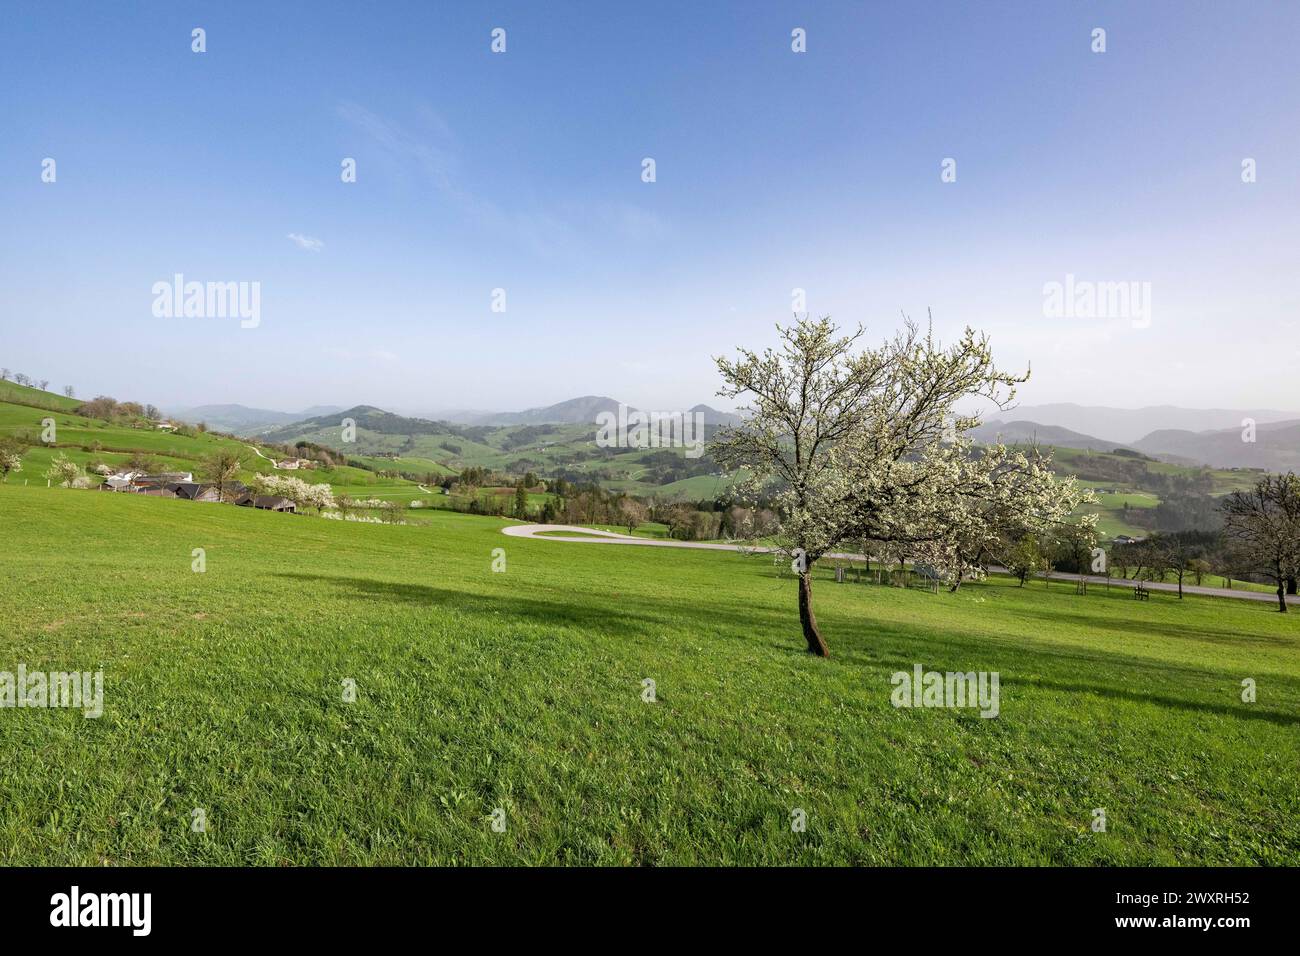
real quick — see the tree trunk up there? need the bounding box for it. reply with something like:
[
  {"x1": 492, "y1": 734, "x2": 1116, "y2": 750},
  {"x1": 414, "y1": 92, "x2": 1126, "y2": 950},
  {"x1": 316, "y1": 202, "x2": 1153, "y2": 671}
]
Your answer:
[
  {"x1": 1278, "y1": 583, "x2": 1289, "y2": 613},
  {"x1": 1288, "y1": 576, "x2": 1297, "y2": 595},
  {"x1": 798, "y1": 571, "x2": 829, "y2": 657}
]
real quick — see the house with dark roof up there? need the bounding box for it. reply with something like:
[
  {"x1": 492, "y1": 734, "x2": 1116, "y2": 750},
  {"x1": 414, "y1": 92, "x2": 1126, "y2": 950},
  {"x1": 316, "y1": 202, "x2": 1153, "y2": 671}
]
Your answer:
[
  {"x1": 131, "y1": 478, "x2": 177, "y2": 497},
  {"x1": 170, "y1": 482, "x2": 221, "y2": 502},
  {"x1": 236, "y1": 494, "x2": 296, "y2": 513}
]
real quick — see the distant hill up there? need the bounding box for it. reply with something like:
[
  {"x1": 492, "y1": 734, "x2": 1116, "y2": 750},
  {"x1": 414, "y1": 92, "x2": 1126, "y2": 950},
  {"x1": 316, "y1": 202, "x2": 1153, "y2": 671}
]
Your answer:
[
  {"x1": 689, "y1": 404, "x2": 744, "y2": 427},
  {"x1": 969, "y1": 420, "x2": 1129, "y2": 453},
  {"x1": 1133, "y1": 420, "x2": 1300, "y2": 471},
  {"x1": 260, "y1": 405, "x2": 465, "y2": 442},
  {"x1": 170, "y1": 403, "x2": 346, "y2": 435},
  {"x1": 991, "y1": 403, "x2": 1300, "y2": 445},
  {"x1": 441, "y1": 396, "x2": 743, "y2": 428},
  {"x1": 476, "y1": 395, "x2": 622, "y2": 426}
]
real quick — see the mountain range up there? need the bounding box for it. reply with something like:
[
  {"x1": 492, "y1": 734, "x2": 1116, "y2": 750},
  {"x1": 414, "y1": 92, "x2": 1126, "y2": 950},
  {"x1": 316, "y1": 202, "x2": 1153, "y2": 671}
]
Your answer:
[
  {"x1": 172, "y1": 396, "x2": 1300, "y2": 473},
  {"x1": 423, "y1": 395, "x2": 743, "y2": 428},
  {"x1": 983, "y1": 403, "x2": 1300, "y2": 471},
  {"x1": 987, "y1": 403, "x2": 1300, "y2": 445},
  {"x1": 186, "y1": 396, "x2": 742, "y2": 437},
  {"x1": 168, "y1": 403, "x2": 346, "y2": 434},
  {"x1": 969, "y1": 420, "x2": 1133, "y2": 454},
  {"x1": 1132, "y1": 420, "x2": 1300, "y2": 472}
]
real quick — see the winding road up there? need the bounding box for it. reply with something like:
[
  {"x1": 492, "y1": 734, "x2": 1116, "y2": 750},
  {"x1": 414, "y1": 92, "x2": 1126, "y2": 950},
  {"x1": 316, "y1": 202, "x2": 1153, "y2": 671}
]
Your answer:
[{"x1": 501, "y1": 524, "x2": 1298, "y2": 606}]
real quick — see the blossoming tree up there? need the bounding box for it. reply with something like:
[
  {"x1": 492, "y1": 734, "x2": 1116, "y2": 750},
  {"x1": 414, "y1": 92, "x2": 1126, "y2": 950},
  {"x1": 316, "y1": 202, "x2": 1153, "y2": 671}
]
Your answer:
[{"x1": 711, "y1": 315, "x2": 1091, "y2": 656}]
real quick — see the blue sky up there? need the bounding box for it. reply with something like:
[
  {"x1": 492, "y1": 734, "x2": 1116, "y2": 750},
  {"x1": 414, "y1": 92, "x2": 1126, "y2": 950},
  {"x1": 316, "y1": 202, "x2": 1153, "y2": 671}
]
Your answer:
[{"x1": 1, "y1": 1, "x2": 1298, "y2": 415}]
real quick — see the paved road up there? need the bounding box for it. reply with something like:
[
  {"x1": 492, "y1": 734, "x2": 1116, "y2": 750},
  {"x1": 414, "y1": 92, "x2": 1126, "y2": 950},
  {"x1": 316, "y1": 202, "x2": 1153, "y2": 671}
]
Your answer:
[
  {"x1": 502, "y1": 523, "x2": 770, "y2": 553},
  {"x1": 502, "y1": 524, "x2": 1297, "y2": 606},
  {"x1": 988, "y1": 566, "x2": 1297, "y2": 605}
]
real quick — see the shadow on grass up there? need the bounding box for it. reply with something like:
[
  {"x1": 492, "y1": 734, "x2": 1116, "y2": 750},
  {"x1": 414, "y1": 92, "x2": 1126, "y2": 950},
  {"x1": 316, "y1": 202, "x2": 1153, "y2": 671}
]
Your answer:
[
  {"x1": 809, "y1": 604, "x2": 1300, "y2": 728},
  {"x1": 866, "y1": 645, "x2": 1300, "y2": 727},
  {"x1": 1002, "y1": 603, "x2": 1296, "y2": 649},
  {"x1": 277, "y1": 571, "x2": 1300, "y2": 728},
  {"x1": 275, "y1": 570, "x2": 796, "y2": 643}
]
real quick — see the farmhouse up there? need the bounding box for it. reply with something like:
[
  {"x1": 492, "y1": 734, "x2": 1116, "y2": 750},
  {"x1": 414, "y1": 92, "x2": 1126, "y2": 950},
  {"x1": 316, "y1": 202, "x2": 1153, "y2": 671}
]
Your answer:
[
  {"x1": 126, "y1": 471, "x2": 192, "y2": 484},
  {"x1": 170, "y1": 482, "x2": 222, "y2": 502},
  {"x1": 131, "y1": 478, "x2": 177, "y2": 497},
  {"x1": 274, "y1": 458, "x2": 314, "y2": 470},
  {"x1": 235, "y1": 494, "x2": 295, "y2": 513},
  {"x1": 105, "y1": 472, "x2": 204, "y2": 497}
]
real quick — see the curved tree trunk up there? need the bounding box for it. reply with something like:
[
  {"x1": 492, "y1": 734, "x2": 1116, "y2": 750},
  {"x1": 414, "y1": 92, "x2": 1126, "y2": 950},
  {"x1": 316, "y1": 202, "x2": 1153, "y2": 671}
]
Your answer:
[
  {"x1": 798, "y1": 571, "x2": 830, "y2": 657},
  {"x1": 1278, "y1": 584, "x2": 1289, "y2": 613}
]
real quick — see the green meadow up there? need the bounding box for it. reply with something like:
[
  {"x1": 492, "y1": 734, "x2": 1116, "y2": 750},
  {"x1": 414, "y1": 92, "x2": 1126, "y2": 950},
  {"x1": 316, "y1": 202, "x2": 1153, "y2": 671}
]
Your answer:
[{"x1": 1, "y1": 483, "x2": 1296, "y2": 865}]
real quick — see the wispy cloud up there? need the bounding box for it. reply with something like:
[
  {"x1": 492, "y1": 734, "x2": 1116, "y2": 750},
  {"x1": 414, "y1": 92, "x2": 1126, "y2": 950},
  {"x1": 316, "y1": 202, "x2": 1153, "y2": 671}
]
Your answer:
[
  {"x1": 337, "y1": 101, "x2": 668, "y2": 260},
  {"x1": 287, "y1": 233, "x2": 324, "y2": 252}
]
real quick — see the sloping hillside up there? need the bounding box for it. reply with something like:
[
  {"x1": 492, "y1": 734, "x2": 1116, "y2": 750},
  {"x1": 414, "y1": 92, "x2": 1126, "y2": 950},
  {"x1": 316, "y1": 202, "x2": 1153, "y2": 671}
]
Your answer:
[
  {"x1": 0, "y1": 379, "x2": 82, "y2": 413},
  {"x1": 0, "y1": 393, "x2": 401, "y2": 493}
]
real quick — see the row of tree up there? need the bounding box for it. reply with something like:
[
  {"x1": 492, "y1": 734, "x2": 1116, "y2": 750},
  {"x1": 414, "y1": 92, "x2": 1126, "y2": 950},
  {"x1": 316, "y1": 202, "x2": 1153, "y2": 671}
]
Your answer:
[
  {"x1": 0, "y1": 368, "x2": 74, "y2": 397},
  {"x1": 73, "y1": 395, "x2": 161, "y2": 421},
  {"x1": 1005, "y1": 474, "x2": 1300, "y2": 611}
]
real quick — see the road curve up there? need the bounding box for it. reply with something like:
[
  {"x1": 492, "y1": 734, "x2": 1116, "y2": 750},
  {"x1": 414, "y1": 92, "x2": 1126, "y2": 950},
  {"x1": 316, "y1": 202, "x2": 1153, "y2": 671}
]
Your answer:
[
  {"x1": 501, "y1": 524, "x2": 1298, "y2": 606},
  {"x1": 501, "y1": 523, "x2": 767, "y2": 553}
]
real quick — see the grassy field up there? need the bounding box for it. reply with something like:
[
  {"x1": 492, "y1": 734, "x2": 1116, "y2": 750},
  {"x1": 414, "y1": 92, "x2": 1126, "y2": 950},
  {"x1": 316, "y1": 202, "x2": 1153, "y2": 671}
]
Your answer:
[
  {"x1": 1, "y1": 482, "x2": 1297, "y2": 865},
  {"x1": 1108, "y1": 567, "x2": 1274, "y2": 594}
]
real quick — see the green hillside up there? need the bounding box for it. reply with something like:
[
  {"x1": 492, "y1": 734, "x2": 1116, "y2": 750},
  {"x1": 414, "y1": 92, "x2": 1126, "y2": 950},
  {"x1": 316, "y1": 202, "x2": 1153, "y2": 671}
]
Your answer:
[
  {"x1": 2, "y1": 382, "x2": 1277, "y2": 523},
  {"x1": 263, "y1": 404, "x2": 1274, "y2": 511},
  {"x1": 1, "y1": 482, "x2": 1296, "y2": 865},
  {"x1": 0, "y1": 398, "x2": 418, "y2": 497},
  {"x1": 0, "y1": 379, "x2": 82, "y2": 413}
]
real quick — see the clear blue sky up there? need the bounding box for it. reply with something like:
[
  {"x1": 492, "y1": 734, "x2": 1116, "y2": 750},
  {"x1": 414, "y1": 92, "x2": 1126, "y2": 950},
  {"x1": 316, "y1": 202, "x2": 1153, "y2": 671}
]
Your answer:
[{"x1": 1, "y1": 1, "x2": 1298, "y2": 414}]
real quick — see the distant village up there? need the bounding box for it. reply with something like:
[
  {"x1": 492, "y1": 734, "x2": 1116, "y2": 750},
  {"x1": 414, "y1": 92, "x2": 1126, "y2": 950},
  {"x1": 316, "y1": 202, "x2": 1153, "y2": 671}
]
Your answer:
[
  {"x1": 99, "y1": 469, "x2": 297, "y2": 511},
  {"x1": 97, "y1": 453, "x2": 316, "y2": 512}
]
